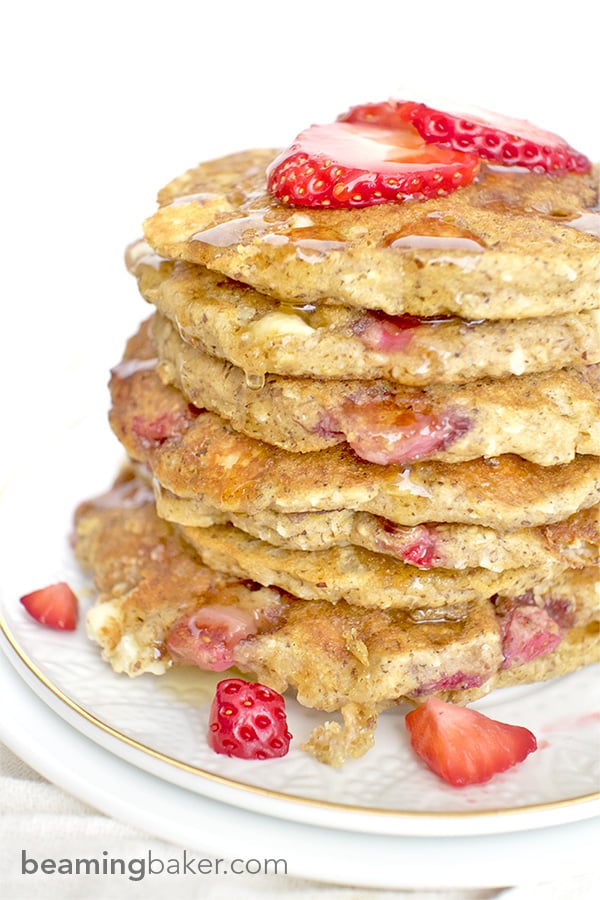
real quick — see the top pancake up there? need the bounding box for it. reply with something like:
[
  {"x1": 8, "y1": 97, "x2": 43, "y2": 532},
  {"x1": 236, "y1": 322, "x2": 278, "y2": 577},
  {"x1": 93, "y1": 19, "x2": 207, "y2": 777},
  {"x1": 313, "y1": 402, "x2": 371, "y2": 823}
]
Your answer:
[{"x1": 143, "y1": 149, "x2": 600, "y2": 319}]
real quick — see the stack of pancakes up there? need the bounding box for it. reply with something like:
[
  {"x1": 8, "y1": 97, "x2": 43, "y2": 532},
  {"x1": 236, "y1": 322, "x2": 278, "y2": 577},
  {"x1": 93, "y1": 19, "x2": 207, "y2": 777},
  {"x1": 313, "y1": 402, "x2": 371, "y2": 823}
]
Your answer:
[{"x1": 73, "y1": 147, "x2": 600, "y2": 765}]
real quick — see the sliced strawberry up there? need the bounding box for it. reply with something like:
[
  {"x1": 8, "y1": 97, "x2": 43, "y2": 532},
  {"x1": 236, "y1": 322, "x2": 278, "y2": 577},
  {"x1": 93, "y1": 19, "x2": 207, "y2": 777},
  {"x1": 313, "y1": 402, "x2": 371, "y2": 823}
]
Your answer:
[
  {"x1": 267, "y1": 121, "x2": 480, "y2": 208},
  {"x1": 340, "y1": 99, "x2": 591, "y2": 174},
  {"x1": 20, "y1": 582, "x2": 78, "y2": 631},
  {"x1": 208, "y1": 678, "x2": 292, "y2": 760},
  {"x1": 405, "y1": 697, "x2": 537, "y2": 787},
  {"x1": 339, "y1": 99, "x2": 412, "y2": 130},
  {"x1": 166, "y1": 605, "x2": 256, "y2": 671}
]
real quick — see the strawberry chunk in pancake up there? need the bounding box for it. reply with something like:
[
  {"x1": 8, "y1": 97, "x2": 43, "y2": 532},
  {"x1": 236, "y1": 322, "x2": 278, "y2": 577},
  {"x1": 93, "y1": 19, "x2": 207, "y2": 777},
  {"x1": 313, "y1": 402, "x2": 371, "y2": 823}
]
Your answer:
[
  {"x1": 353, "y1": 311, "x2": 458, "y2": 354},
  {"x1": 411, "y1": 671, "x2": 486, "y2": 697},
  {"x1": 132, "y1": 407, "x2": 198, "y2": 445},
  {"x1": 374, "y1": 521, "x2": 442, "y2": 569},
  {"x1": 166, "y1": 605, "x2": 257, "y2": 671},
  {"x1": 110, "y1": 345, "x2": 201, "y2": 453},
  {"x1": 494, "y1": 591, "x2": 574, "y2": 669},
  {"x1": 166, "y1": 584, "x2": 287, "y2": 672},
  {"x1": 328, "y1": 398, "x2": 471, "y2": 465},
  {"x1": 319, "y1": 387, "x2": 471, "y2": 466}
]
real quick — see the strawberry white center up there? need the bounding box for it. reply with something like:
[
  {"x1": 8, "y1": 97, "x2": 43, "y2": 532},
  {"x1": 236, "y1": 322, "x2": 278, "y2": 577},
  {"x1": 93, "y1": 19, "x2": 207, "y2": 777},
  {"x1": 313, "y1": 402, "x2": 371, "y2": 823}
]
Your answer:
[{"x1": 296, "y1": 122, "x2": 463, "y2": 173}]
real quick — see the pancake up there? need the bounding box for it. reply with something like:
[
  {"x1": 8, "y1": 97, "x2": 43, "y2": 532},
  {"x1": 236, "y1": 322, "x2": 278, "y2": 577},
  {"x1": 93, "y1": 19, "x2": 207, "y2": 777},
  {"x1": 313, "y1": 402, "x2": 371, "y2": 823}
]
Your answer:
[
  {"x1": 108, "y1": 335, "x2": 600, "y2": 530},
  {"x1": 175, "y1": 517, "x2": 576, "y2": 612},
  {"x1": 73, "y1": 472, "x2": 600, "y2": 765},
  {"x1": 130, "y1": 245, "x2": 600, "y2": 385},
  {"x1": 142, "y1": 149, "x2": 600, "y2": 320},
  {"x1": 151, "y1": 313, "x2": 600, "y2": 465},
  {"x1": 155, "y1": 485, "x2": 600, "y2": 573}
]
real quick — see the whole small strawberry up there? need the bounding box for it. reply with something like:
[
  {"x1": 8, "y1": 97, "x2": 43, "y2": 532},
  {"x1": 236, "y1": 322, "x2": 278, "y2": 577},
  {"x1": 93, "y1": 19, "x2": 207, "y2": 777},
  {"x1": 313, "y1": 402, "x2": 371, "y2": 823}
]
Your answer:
[{"x1": 208, "y1": 678, "x2": 292, "y2": 760}]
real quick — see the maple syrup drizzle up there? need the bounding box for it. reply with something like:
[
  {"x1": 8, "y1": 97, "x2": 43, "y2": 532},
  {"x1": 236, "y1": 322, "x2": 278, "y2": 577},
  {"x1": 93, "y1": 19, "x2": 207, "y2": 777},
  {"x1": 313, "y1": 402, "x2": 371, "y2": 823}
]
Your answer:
[
  {"x1": 168, "y1": 191, "x2": 220, "y2": 207},
  {"x1": 561, "y1": 210, "x2": 600, "y2": 239},
  {"x1": 192, "y1": 212, "x2": 272, "y2": 247},
  {"x1": 245, "y1": 372, "x2": 266, "y2": 390},
  {"x1": 383, "y1": 215, "x2": 487, "y2": 252}
]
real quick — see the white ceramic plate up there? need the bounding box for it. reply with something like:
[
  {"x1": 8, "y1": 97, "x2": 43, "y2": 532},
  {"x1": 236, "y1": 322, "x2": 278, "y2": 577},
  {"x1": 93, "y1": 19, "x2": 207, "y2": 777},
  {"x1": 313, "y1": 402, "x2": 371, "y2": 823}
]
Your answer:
[
  {"x1": 2, "y1": 646, "x2": 599, "y2": 891},
  {"x1": 1, "y1": 415, "x2": 599, "y2": 839}
]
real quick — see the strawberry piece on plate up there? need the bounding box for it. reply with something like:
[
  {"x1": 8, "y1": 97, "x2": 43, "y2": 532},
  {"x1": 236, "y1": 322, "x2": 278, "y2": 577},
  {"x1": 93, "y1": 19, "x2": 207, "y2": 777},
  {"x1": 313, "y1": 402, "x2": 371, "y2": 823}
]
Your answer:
[
  {"x1": 341, "y1": 99, "x2": 591, "y2": 174},
  {"x1": 267, "y1": 121, "x2": 480, "y2": 208},
  {"x1": 208, "y1": 678, "x2": 292, "y2": 760},
  {"x1": 20, "y1": 582, "x2": 78, "y2": 631},
  {"x1": 405, "y1": 696, "x2": 537, "y2": 786}
]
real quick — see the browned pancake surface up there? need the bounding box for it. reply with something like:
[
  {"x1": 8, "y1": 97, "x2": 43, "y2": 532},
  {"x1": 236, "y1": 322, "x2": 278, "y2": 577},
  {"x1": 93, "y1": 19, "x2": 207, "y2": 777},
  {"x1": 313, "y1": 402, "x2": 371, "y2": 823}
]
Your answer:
[
  {"x1": 142, "y1": 150, "x2": 600, "y2": 319},
  {"x1": 150, "y1": 312, "x2": 600, "y2": 465},
  {"x1": 74, "y1": 473, "x2": 600, "y2": 765},
  {"x1": 130, "y1": 248, "x2": 600, "y2": 385},
  {"x1": 108, "y1": 327, "x2": 600, "y2": 530}
]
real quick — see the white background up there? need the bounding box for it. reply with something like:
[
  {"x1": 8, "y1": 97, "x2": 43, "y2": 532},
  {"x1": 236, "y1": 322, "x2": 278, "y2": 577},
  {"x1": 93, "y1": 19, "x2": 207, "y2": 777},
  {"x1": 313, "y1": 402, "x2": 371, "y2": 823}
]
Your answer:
[
  {"x1": 1, "y1": 0, "x2": 599, "y2": 480},
  {"x1": 1, "y1": 5, "x2": 599, "y2": 893}
]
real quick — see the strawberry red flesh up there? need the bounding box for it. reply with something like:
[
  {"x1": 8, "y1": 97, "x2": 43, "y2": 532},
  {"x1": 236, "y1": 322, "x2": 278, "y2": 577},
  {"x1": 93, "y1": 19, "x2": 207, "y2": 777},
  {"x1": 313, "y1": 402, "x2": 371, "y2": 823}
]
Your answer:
[
  {"x1": 208, "y1": 678, "x2": 292, "y2": 760},
  {"x1": 267, "y1": 121, "x2": 480, "y2": 208},
  {"x1": 398, "y1": 532, "x2": 442, "y2": 568},
  {"x1": 354, "y1": 311, "x2": 456, "y2": 354},
  {"x1": 166, "y1": 605, "x2": 256, "y2": 671},
  {"x1": 341, "y1": 99, "x2": 591, "y2": 174},
  {"x1": 328, "y1": 398, "x2": 471, "y2": 466},
  {"x1": 405, "y1": 697, "x2": 537, "y2": 786},
  {"x1": 375, "y1": 522, "x2": 442, "y2": 568},
  {"x1": 495, "y1": 599, "x2": 565, "y2": 670},
  {"x1": 339, "y1": 99, "x2": 413, "y2": 130},
  {"x1": 131, "y1": 409, "x2": 192, "y2": 445},
  {"x1": 412, "y1": 672, "x2": 485, "y2": 697},
  {"x1": 20, "y1": 582, "x2": 78, "y2": 631}
]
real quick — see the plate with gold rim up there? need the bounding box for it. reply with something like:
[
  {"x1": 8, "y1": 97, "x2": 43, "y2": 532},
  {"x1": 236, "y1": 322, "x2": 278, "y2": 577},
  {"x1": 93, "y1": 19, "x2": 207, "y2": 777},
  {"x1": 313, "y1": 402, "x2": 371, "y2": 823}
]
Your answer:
[
  {"x1": 1, "y1": 414, "x2": 599, "y2": 838},
  {"x1": 3, "y1": 647, "x2": 600, "y2": 891}
]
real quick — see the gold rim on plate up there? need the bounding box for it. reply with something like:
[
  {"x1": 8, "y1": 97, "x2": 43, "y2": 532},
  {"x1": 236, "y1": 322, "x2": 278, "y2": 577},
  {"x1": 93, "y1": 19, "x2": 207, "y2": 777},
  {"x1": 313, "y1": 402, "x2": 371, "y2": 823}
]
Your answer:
[{"x1": 2, "y1": 609, "x2": 599, "y2": 826}]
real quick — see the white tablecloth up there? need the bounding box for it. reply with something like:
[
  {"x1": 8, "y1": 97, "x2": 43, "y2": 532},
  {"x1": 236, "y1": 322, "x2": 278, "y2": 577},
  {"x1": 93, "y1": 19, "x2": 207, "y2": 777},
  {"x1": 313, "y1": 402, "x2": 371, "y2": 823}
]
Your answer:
[{"x1": 1, "y1": 743, "x2": 595, "y2": 900}]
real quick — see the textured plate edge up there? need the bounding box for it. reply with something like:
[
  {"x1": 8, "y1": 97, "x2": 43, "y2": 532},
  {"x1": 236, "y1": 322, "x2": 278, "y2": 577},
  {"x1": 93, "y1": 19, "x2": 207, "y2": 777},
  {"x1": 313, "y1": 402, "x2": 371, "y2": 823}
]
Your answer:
[{"x1": 2, "y1": 609, "x2": 599, "y2": 838}]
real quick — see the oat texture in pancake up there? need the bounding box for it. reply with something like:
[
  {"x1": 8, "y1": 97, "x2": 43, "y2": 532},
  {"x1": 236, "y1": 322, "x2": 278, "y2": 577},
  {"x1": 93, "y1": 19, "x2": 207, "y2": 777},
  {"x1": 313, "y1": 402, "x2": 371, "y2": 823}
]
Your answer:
[
  {"x1": 142, "y1": 151, "x2": 600, "y2": 319},
  {"x1": 174, "y1": 516, "x2": 577, "y2": 612},
  {"x1": 150, "y1": 313, "x2": 600, "y2": 465},
  {"x1": 129, "y1": 247, "x2": 600, "y2": 384},
  {"x1": 108, "y1": 339, "x2": 600, "y2": 529},
  {"x1": 72, "y1": 101, "x2": 600, "y2": 769},
  {"x1": 74, "y1": 474, "x2": 600, "y2": 765},
  {"x1": 155, "y1": 485, "x2": 600, "y2": 574}
]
